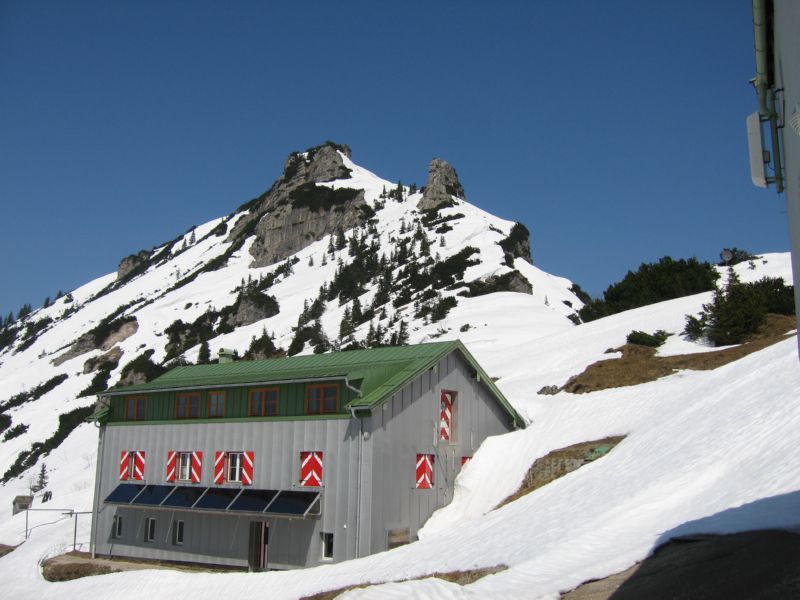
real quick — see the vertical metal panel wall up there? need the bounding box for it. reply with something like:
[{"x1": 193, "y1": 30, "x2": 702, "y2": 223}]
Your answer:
[
  {"x1": 94, "y1": 417, "x2": 360, "y2": 568},
  {"x1": 360, "y1": 350, "x2": 513, "y2": 554}
]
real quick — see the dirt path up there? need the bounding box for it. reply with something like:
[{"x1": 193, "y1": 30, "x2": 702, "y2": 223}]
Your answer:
[{"x1": 41, "y1": 551, "x2": 229, "y2": 581}]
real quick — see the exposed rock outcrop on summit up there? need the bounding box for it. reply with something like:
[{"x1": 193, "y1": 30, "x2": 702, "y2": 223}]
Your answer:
[
  {"x1": 417, "y1": 158, "x2": 466, "y2": 211},
  {"x1": 223, "y1": 142, "x2": 369, "y2": 269}
]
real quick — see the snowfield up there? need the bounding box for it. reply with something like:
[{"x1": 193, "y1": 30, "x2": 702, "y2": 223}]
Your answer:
[{"x1": 0, "y1": 147, "x2": 797, "y2": 598}]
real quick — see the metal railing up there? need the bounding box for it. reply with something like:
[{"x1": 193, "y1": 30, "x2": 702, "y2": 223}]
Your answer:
[{"x1": 24, "y1": 508, "x2": 92, "y2": 551}]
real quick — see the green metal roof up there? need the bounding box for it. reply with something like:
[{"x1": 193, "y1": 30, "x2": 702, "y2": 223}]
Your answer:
[{"x1": 104, "y1": 341, "x2": 524, "y2": 427}]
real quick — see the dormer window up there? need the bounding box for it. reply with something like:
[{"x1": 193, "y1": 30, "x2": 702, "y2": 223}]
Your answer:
[{"x1": 305, "y1": 384, "x2": 339, "y2": 414}]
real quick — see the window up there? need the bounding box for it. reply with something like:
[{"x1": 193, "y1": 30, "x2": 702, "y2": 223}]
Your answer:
[
  {"x1": 227, "y1": 452, "x2": 243, "y2": 483},
  {"x1": 208, "y1": 391, "x2": 225, "y2": 418},
  {"x1": 249, "y1": 388, "x2": 279, "y2": 416},
  {"x1": 112, "y1": 515, "x2": 123, "y2": 539},
  {"x1": 439, "y1": 390, "x2": 457, "y2": 443},
  {"x1": 214, "y1": 451, "x2": 254, "y2": 485},
  {"x1": 321, "y1": 532, "x2": 334, "y2": 560},
  {"x1": 120, "y1": 450, "x2": 145, "y2": 481},
  {"x1": 172, "y1": 519, "x2": 184, "y2": 545},
  {"x1": 305, "y1": 384, "x2": 339, "y2": 414},
  {"x1": 176, "y1": 392, "x2": 200, "y2": 419},
  {"x1": 145, "y1": 517, "x2": 156, "y2": 543},
  {"x1": 415, "y1": 454, "x2": 434, "y2": 489},
  {"x1": 167, "y1": 450, "x2": 202, "y2": 483},
  {"x1": 178, "y1": 452, "x2": 193, "y2": 482},
  {"x1": 124, "y1": 396, "x2": 147, "y2": 420}
]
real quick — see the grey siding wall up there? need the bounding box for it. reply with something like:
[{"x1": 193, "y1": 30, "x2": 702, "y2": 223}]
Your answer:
[
  {"x1": 774, "y1": 0, "x2": 800, "y2": 353},
  {"x1": 93, "y1": 418, "x2": 360, "y2": 568},
  {"x1": 362, "y1": 350, "x2": 513, "y2": 554}
]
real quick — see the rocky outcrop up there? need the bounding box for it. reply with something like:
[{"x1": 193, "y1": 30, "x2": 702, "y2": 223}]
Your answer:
[
  {"x1": 418, "y1": 158, "x2": 466, "y2": 211},
  {"x1": 225, "y1": 141, "x2": 368, "y2": 269},
  {"x1": 249, "y1": 187, "x2": 367, "y2": 267},
  {"x1": 498, "y1": 223, "x2": 533, "y2": 266},
  {"x1": 117, "y1": 250, "x2": 150, "y2": 280},
  {"x1": 52, "y1": 317, "x2": 138, "y2": 366},
  {"x1": 83, "y1": 346, "x2": 123, "y2": 374},
  {"x1": 460, "y1": 270, "x2": 533, "y2": 297},
  {"x1": 222, "y1": 293, "x2": 280, "y2": 329}
]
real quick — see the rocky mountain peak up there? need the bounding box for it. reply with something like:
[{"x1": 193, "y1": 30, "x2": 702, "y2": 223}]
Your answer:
[
  {"x1": 418, "y1": 158, "x2": 466, "y2": 211},
  {"x1": 280, "y1": 141, "x2": 353, "y2": 186},
  {"x1": 243, "y1": 142, "x2": 365, "y2": 268}
]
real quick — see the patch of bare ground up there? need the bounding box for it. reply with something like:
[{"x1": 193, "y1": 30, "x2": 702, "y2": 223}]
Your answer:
[
  {"x1": 561, "y1": 530, "x2": 800, "y2": 599},
  {"x1": 0, "y1": 543, "x2": 17, "y2": 558},
  {"x1": 562, "y1": 314, "x2": 796, "y2": 394},
  {"x1": 299, "y1": 565, "x2": 507, "y2": 600},
  {"x1": 41, "y1": 550, "x2": 232, "y2": 582},
  {"x1": 497, "y1": 437, "x2": 625, "y2": 509}
]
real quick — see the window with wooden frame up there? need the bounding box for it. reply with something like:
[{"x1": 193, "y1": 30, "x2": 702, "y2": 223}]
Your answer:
[
  {"x1": 176, "y1": 392, "x2": 200, "y2": 419},
  {"x1": 124, "y1": 396, "x2": 147, "y2": 421},
  {"x1": 208, "y1": 391, "x2": 225, "y2": 418},
  {"x1": 305, "y1": 384, "x2": 339, "y2": 414},
  {"x1": 248, "y1": 388, "x2": 279, "y2": 417}
]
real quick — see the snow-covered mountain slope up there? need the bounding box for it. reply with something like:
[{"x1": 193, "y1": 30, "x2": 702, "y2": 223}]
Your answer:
[
  {"x1": 0, "y1": 253, "x2": 797, "y2": 600},
  {"x1": 0, "y1": 143, "x2": 584, "y2": 494},
  {"x1": 0, "y1": 140, "x2": 797, "y2": 598}
]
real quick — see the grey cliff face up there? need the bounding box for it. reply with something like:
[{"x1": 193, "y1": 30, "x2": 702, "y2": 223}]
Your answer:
[
  {"x1": 417, "y1": 158, "x2": 466, "y2": 211},
  {"x1": 226, "y1": 142, "x2": 367, "y2": 269},
  {"x1": 117, "y1": 250, "x2": 150, "y2": 280}
]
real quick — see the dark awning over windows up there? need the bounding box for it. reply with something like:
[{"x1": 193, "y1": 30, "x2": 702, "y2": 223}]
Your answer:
[{"x1": 104, "y1": 484, "x2": 320, "y2": 518}]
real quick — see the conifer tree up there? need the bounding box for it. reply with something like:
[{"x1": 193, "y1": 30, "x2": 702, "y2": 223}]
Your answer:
[
  {"x1": 335, "y1": 228, "x2": 347, "y2": 251},
  {"x1": 351, "y1": 297, "x2": 363, "y2": 324},
  {"x1": 197, "y1": 340, "x2": 211, "y2": 364}
]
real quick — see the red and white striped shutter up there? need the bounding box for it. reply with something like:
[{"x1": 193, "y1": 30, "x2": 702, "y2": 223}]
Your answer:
[
  {"x1": 214, "y1": 451, "x2": 225, "y2": 484},
  {"x1": 300, "y1": 451, "x2": 323, "y2": 487},
  {"x1": 120, "y1": 451, "x2": 130, "y2": 480},
  {"x1": 241, "y1": 451, "x2": 255, "y2": 486},
  {"x1": 439, "y1": 391, "x2": 453, "y2": 442},
  {"x1": 190, "y1": 451, "x2": 203, "y2": 483},
  {"x1": 460, "y1": 456, "x2": 472, "y2": 468},
  {"x1": 415, "y1": 453, "x2": 434, "y2": 489},
  {"x1": 166, "y1": 450, "x2": 177, "y2": 483},
  {"x1": 134, "y1": 451, "x2": 146, "y2": 480}
]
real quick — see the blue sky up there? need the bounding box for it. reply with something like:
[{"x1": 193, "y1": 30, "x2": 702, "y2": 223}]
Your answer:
[{"x1": 0, "y1": 1, "x2": 789, "y2": 318}]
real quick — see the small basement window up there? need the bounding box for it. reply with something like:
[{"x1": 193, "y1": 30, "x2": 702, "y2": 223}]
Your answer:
[
  {"x1": 321, "y1": 532, "x2": 334, "y2": 560},
  {"x1": 173, "y1": 519, "x2": 184, "y2": 545},
  {"x1": 145, "y1": 517, "x2": 156, "y2": 543},
  {"x1": 113, "y1": 515, "x2": 123, "y2": 539}
]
